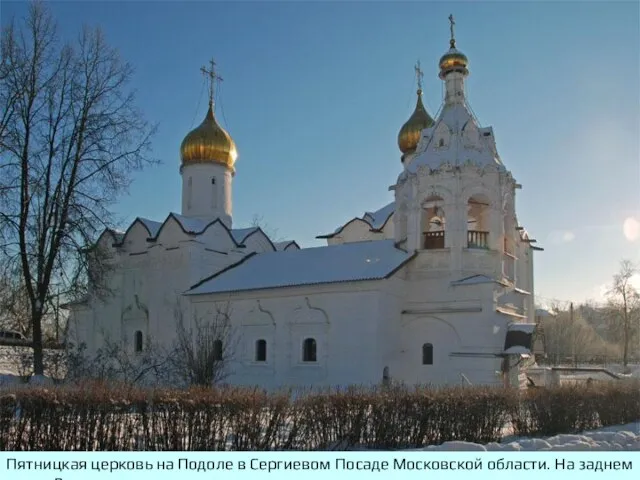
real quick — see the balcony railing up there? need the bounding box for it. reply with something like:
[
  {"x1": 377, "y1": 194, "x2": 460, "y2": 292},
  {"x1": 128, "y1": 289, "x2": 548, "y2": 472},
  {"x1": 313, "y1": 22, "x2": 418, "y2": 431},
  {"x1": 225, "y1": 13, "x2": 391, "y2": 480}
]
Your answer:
[
  {"x1": 422, "y1": 230, "x2": 489, "y2": 249},
  {"x1": 467, "y1": 230, "x2": 489, "y2": 249},
  {"x1": 423, "y1": 231, "x2": 445, "y2": 249}
]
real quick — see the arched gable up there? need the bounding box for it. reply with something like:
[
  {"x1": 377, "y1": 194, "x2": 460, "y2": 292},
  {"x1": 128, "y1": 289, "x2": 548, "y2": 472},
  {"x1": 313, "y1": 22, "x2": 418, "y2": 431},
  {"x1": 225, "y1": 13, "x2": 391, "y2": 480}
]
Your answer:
[
  {"x1": 333, "y1": 217, "x2": 370, "y2": 236},
  {"x1": 151, "y1": 214, "x2": 242, "y2": 250},
  {"x1": 338, "y1": 219, "x2": 379, "y2": 243},
  {"x1": 96, "y1": 229, "x2": 121, "y2": 250},
  {"x1": 433, "y1": 121, "x2": 452, "y2": 149},
  {"x1": 119, "y1": 220, "x2": 152, "y2": 252},
  {"x1": 153, "y1": 213, "x2": 209, "y2": 239},
  {"x1": 153, "y1": 215, "x2": 192, "y2": 245},
  {"x1": 241, "y1": 228, "x2": 277, "y2": 253},
  {"x1": 196, "y1": 220, "x2": 240, "y2": 251},
  {"x1": 283, "y1": 241, "x2": 300, "y2": 251}
]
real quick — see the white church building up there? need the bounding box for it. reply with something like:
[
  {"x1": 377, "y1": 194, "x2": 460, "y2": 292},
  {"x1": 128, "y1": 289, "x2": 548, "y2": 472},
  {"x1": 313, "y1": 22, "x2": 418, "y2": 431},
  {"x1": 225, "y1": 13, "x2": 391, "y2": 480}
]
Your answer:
[{"x1": 67, "y1": 22, "x2": 541, "y2": 389}]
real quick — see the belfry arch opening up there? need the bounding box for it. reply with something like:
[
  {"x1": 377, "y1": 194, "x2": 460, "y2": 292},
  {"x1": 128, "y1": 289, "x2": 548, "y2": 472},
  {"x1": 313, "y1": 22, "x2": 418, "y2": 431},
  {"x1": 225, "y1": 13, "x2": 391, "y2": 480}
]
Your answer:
[
  {"x1": 466, "y1": 194, "x2": 490, "y2": 249},
  {"x1": 421, "y1": 195, "x2": 446, "y2": 249}
]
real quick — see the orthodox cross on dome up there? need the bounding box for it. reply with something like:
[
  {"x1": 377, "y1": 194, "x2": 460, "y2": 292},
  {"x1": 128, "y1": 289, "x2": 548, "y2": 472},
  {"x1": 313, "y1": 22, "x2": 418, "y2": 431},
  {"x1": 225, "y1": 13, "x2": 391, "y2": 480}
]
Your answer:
[
  {"x1": 414, "y1": 60, "x2": 424, "y2": 92},
  {"x1": 200, "y1": 58, "x2": 223, "y2": 106},
  {"x1": 448, "y1": 14, "x2": 456, "y2": 48}
]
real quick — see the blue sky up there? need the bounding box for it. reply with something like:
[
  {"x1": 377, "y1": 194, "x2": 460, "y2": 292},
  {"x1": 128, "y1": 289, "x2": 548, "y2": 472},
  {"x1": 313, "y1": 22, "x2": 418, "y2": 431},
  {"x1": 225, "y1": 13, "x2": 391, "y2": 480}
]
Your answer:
[{"x1": 2, "y1": 1, "x2": 639, "y2": 305}]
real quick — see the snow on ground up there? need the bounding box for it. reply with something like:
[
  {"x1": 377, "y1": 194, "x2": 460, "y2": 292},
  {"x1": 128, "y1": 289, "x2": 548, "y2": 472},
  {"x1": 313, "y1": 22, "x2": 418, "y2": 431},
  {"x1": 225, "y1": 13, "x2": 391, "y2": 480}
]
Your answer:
[{"x1": 417, "y1": 422, "x2": 640, "y2": 451}]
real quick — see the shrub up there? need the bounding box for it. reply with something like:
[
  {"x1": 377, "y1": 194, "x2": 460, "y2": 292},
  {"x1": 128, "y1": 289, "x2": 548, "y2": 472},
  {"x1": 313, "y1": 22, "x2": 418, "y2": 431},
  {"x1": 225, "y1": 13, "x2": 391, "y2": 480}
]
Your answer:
[
  {"x1": 0, "y1": 381, "x2": 637, "y2": 451},
  {"x1": 510, "y1": 380, "x2": 640, "y2": 437}
]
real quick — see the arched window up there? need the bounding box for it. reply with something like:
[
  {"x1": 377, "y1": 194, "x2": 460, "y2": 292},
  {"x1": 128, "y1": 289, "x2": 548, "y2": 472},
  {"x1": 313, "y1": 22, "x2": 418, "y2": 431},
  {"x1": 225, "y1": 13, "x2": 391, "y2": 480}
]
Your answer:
[
  {"x1": 422, "y1": 199, "x2": 445, "y2": 249},
  {"x1": 255, "y1": 339, "x2": 267, "y2": 362},
  {"x1": 134, "y1": 331, "x2": 143, "y2": 353},
  {"x1": 302, "y1": 338, "x2": 317, "y2": 362},
  {"x1": 187, "y1": 176, "x2": 193, "y2": 209},
  {"x1": 212, "y1": 339, "x2": 223, "y2": 362},
  {"x1": 422, "y1": 343, "x2": 433, "y2": 365}
]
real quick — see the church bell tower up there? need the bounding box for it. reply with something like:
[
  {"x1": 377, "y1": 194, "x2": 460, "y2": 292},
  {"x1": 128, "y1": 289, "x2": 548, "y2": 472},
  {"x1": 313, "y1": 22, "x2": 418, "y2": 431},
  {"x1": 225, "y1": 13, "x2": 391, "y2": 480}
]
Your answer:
[{"x1": 393, "y1": 16, "x2": 519, "y2": 283}]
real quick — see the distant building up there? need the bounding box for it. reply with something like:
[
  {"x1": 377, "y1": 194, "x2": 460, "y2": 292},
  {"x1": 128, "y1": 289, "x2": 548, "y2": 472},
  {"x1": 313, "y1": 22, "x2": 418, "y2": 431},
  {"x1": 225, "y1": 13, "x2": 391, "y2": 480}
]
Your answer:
[{"x1": 66, "y1": 19, "x2": 541, "y2": 389}]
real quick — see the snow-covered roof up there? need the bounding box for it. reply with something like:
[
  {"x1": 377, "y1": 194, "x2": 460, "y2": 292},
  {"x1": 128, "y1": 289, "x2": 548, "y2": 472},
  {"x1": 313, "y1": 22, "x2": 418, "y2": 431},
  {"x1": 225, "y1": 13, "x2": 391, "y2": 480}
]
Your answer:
[
  {"x1": 407, "y1": 102, "x2": 505, "y2": 174},
  {"x1": 319, "y1": 201, "x2": 395, "y2": 238},
  {"x1": 187, "y1": 239, "x2": 415, "y2": 295},
  {"x1": 170, "y1": 213, "x2": 211, "y2": 234},
  {"x1": 363, "y1": 202, "x2": 395, "y2": 230},
  {"x1": 138, "y1": 218, "x2": 163, "y2": 237},
  {"x1": 230, "y1": 227, "x2": 260, "y2": 244},
  {"x1": 113, "y1": 213, "x2": 296, "y2": 251}
]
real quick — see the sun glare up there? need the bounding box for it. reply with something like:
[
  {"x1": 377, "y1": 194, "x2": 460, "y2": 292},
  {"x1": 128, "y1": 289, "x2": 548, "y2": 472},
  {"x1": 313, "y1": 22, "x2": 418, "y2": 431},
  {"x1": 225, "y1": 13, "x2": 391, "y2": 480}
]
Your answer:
[{"x1": 623, "y1": 216, "x2": 640, "y2": 242}]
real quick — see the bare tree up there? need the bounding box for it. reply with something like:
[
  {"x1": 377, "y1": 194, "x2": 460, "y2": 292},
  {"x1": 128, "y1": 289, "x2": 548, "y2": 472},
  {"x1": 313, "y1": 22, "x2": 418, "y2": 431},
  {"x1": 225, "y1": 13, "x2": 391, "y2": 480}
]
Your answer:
[
  {"x1": 64, "y1": 335, "x2": 169, "y2": 385},
  {"x1": 170, "y1": 300, "x2": 237, "y2": 387},
  {"x1": 0, "y1": 2, "x2": 156, "y2": 375},
  {"x1": 606, "y1": 260, "x2": 640, "y2": 369},
  {"x1": 251, "y1": 214, "x2": 285, "y2": 243},
  {"x1": 539, "y1": 300, "x2": 620, "y2": 365},
  {"x1": 0, "y1": 266, "x2": 32, "y2": 337}
]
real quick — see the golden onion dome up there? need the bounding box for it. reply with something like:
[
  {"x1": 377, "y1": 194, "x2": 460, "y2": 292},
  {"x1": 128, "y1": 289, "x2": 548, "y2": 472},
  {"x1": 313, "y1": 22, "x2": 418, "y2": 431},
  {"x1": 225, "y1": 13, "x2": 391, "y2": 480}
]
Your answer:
[
  {"x1": 439, "y1": 15, "x2": 469, "y2": 79},
  {"x1": 398, "y1": 89, "x2": 435, "y2": 154},
  {"x1": 439, "y1": 47, "x2": 469, "y2": 79},
  {"x1": 180, "y1": 101, "x2": 237, "y2": 170}
]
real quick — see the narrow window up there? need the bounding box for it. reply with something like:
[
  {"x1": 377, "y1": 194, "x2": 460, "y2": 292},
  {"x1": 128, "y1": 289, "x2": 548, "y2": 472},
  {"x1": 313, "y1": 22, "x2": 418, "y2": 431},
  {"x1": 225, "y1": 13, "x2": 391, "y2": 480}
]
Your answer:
[
  {"x1": 302, "y1": 338, "x2": 317, "y2": 362},
  {"x1": 438, "y1": 138, "x2": 445, "y2": 147},
  {"x1": 422, "y1": 343, "x2": 433, "y2": 365},
  {"x1": 134, "y1": 331, "x2": 143, "y2": 353},
  {"x1": 211, "y1": 177, "x2": 217, "y2": 209},
  {"x1": 187, "y1": 176, "x2": 193, "y2": 209},
  {"x1": 212, "y1": 339, "x2": 223, "y2": 362},
  {"x1": 255, "y1": 339, "x2": 267, "y2": 362}
]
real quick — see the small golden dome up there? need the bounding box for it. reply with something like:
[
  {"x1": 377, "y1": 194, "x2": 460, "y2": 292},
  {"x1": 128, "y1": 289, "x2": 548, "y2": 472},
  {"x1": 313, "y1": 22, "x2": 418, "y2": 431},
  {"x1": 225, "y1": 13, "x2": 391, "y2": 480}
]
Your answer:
[
  {"x1": 439, "y1": 48, "x2": 469, "y2": 79},
  {"x1": 180, "y1": 102, "x2": 237, "y2": 170},
  {"x1": 398, "y1": 89, "x2": 435, "y2": 154}
]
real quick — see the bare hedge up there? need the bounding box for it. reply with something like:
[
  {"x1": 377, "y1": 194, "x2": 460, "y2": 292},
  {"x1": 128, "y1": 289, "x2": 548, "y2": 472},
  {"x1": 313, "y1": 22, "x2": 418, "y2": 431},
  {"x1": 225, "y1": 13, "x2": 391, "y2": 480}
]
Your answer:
[{"x1": 0, "y1": 382, "x2": 638, "y2": 451}]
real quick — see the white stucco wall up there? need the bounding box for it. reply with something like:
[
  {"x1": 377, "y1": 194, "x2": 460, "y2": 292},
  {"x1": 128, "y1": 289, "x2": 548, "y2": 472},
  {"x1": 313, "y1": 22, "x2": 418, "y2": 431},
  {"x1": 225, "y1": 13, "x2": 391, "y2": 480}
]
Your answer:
[
  {"x1": 181, "y1": 163, "x2": 233, "y2": 227},
  {"x1": 67, "y1": 219, "x2": 253, "y2": 358},
  {"x1": 190, "y1": 282, "x2": 390, "y2": 390}
]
